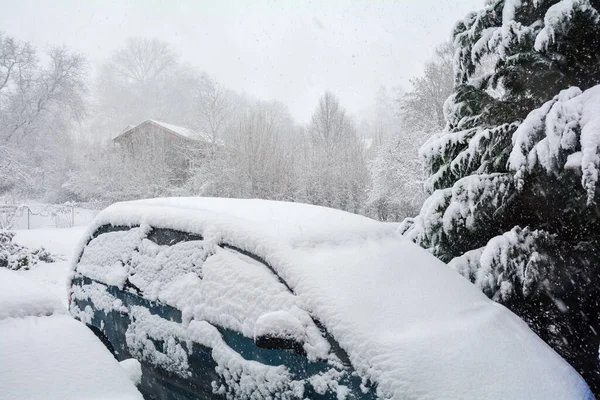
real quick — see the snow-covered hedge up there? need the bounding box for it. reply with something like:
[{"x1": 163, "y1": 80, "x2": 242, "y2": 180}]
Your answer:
[{"x1": 0, "y1": 230, "x2": 56, "y2": 270}]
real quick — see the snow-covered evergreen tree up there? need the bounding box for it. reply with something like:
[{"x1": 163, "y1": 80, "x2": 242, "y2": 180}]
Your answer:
[{"x1": 401, "y1": 0, "x2": 600, "y2": 392}]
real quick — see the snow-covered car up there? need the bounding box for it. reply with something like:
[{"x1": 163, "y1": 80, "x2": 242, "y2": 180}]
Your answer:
[
  {"x1": 0, "y1": 268, "x2": 143, "y2": 400},
  {"x1": 69, "y1": 197, "x2": 593, "y2": 400}
]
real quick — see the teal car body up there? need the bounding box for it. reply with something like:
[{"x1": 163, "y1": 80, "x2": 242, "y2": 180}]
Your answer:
[{"x1": 70, "y1": 225, "x2": 376, "y2": 400}]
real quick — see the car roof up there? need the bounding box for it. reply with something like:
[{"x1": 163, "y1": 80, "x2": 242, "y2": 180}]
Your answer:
[
  {"x1": 75, "y1": 197, "x2": 593, "y2": 399},
  {"x1": 86, "y1": 197, "x2": 394, "y2": 247}
]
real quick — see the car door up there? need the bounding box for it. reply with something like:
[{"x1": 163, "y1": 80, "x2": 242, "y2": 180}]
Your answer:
[
  {"x1": 72, "y1": 225, "x2": 374, "y2": 399},
  {"x1": 117, "y1": 227, "x2": 223, "y2": 400},
  {"x1": 188, "y1": 244, "x2": 374, "y2": 399},
  {"x1": 72, "y1": 225, "x2": 223, "y2": 400},
  {"x1": 122, "y1": 228, "x2": 370, "y2": 399},
  {"x1": 70, "y1": 225, "x2": 145, "y2": 361}
]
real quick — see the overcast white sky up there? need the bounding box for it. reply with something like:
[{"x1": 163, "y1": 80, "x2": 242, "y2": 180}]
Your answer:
[{"x1": 1, "y1": 0, "x2": 483, "y2": 122}]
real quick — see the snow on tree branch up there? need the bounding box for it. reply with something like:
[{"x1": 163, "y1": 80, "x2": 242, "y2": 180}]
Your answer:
[
  {"x1": 510, "y1": 84, "x2": 600, "y2": 204},
  {"x1": 534, "y1": 0, "x2": 600, "y2": 51},
  {"x1": 449, "y1": 226, "x2": 555, "y2": 302},
  {"x1": 401, "y1": 173, "x2": 514, "y2": 261}
]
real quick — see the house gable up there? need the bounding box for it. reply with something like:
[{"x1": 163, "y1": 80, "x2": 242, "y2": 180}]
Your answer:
[{"x1": 112, "y1": 120, "x2": 207, "y2": 144}]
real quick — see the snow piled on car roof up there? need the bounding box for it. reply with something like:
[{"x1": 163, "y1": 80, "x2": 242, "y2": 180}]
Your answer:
[{"x1": 73, "y1": 197, "x2": 594, "y2": 399}]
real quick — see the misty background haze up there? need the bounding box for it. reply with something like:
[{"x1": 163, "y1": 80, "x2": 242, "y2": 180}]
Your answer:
[
  {"x1": 1, "y1": 0, "x2": 480, "y2": 121},
  {"x1": 4, "y1": 1, "x2": 600, "y2": 396},
  {"x1": 0, "y1": 0, "x2": 473, "y2": 221}
]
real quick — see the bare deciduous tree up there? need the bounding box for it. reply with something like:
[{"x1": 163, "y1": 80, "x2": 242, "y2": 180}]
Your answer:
[
  {"x1": 366, "y1": 43, "x2": 455, "y2": 221},
  {"x1": 399, "y1": 42, "x2": 454, "y2": 134},
  {"x1": 308, "y1": 91, "x2": 355, "y2": 153},
  {"x1": 0, "y1": 36, "x2": 87, "y2": 143},
  {"x1": 111, "y1": 37, "x2": 177, "y2": 87},
  {"x1": 0, "y1": 33, "x2": 36, "y2": 95},
  {"x1": 0, "y1": 32, "x2": 87, "y2": 200},
  {"x1": 95, "y1": 37, "x2": 199, "y2": 139},
  {"x1": 194, "y1": 75, "x2": 233, "y2": 145},
  {"x1": 300, "y1": 92, "x2": 368, "y2": 212},
  {"x1": 185, "y1": 99, "x2": 297, "y2": 200}
]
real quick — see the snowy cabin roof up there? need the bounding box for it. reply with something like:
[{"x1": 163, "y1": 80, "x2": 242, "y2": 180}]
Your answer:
[
  {"x1": 72, "y1": 197, "x2": 592, "y2": 400},
  {"x1": 112, "y1": 120, "x2": 210, "y2": 143}
]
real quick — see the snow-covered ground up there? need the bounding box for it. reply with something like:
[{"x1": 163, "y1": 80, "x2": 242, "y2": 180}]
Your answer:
[
  {"x1": 0, "y1": 267, "x2": 143, "y2": 400},
  {"x1": 12, "y1": 226, "x2": 86, "y2": 306},
  {"x1": 1, "y1": 226, "x2": 144, "y2": 400}
]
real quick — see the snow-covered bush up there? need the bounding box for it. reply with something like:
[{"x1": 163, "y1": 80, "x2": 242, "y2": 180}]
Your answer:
[
  {"x1": 0, "y1": 230, "x2": 55, "y2": 270},
  {"x1": 402, "y1": 0, "x2": 600, "y2": 393}
]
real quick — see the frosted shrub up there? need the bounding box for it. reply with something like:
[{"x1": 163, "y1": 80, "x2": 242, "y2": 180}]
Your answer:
[{"x1": 0, "y1": 230, "x2": 56, "y2": 271}]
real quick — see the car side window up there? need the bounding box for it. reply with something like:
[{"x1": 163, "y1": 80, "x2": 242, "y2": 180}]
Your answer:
[
  {"x1": 146, "y1": 228, "x2": 203, "y2": 246},
  {"x1": 89, "y1": 224, "x2": 132, "y2": 240},
  {"x1": 197, "y1": 246, "x2": 331, "y2": 362},
  {"x1": 128, "y1": 230, "x2": 210, "y2": 298},
  {"x1": 78, "y1": 225, "x2": 332, "y2": 362},
  {"x1": 76, "y1": 225, "x2": 146, "y2": 288},
  {"x1": 75, "y1": 225, "x2": 364, "y2": 398}
]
